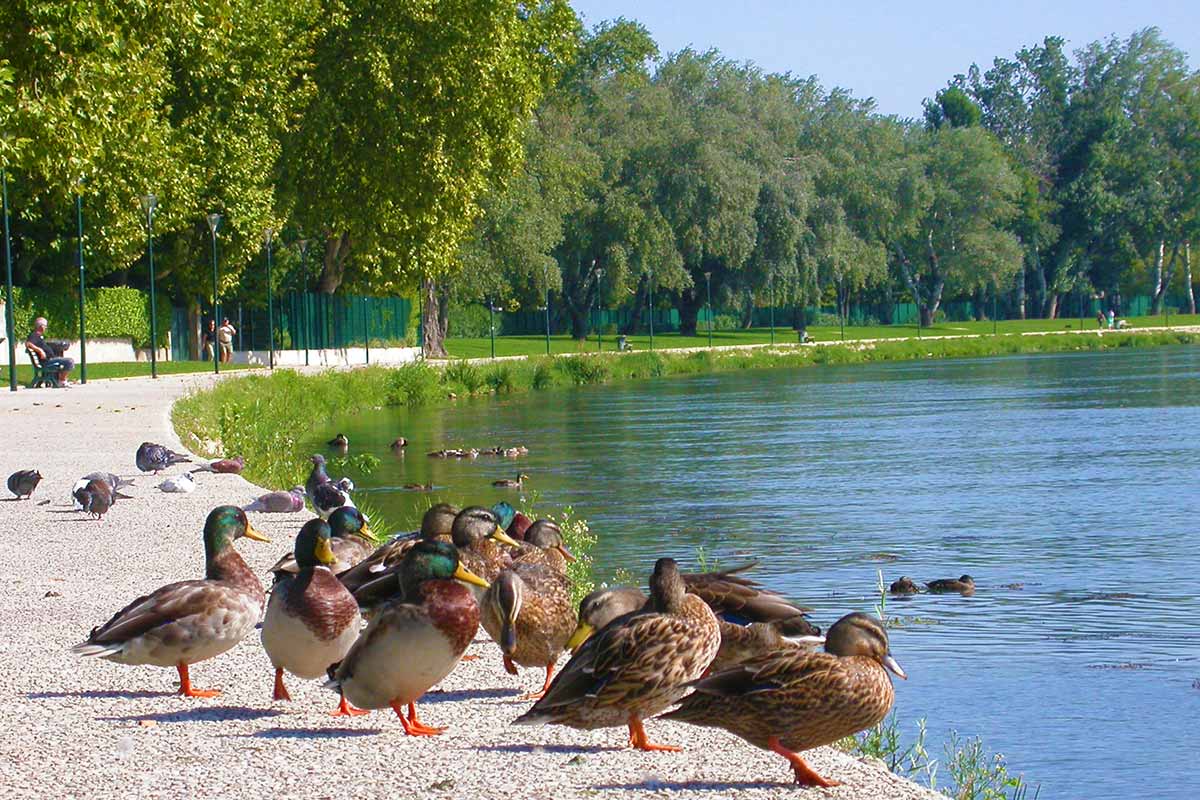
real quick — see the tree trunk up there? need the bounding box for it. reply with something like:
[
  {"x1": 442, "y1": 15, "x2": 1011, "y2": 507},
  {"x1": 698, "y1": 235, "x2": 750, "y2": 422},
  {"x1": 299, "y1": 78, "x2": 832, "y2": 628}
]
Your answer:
[
  {"x1": 1151, "y1": 239, "x2": 1166, "y2": 314},
  {"x1": 1015, "y1": 257, "x2": 1027, "y2": 319},
  {"x1": 620, "y1": 275, "x2": 648, "y2": 335},
  {"x1": 317, "y1": 232, "x2": 352, "y2": 294},
  {"x1": 1046, "y1": 293, "x2": 1059, "y2": 320},
  {"x1": 1186, "y1": 242, "x2": 1195, "y2": 314},
  {"x1": 567, "y1": 306, "x2": 590, "y2": 340},
  {"x1": 677, "y1": 286, "x2": 702, "y2": 336},
  {"x1": 973, "y1": 286, "x2": 986, "y2": 321},
  {"x1": 421, "y1": 277, "x2": 447, "y2": 358},
  {"x1": 187, "y1": 298, "x2": 201, "y2": 360}
]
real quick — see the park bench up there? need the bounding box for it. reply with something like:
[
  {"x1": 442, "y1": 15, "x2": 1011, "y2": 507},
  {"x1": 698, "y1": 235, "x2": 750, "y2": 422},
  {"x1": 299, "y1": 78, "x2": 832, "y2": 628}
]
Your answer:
[{"x1": 25, "y1": 345, "x2": 63, "y2": 388}]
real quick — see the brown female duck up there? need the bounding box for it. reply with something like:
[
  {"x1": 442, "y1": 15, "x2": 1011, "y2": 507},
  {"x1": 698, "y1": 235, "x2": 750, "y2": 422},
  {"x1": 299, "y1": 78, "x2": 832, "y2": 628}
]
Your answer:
[
  {"x1": 338, "y1": 503, "x2": 458, "y2": 598},
  {"x1": 663, "y1": 612, "x2": 905, "y2": 787},
  {"x1": 269, "y1": 506, "x2": 375, "y2": 579},
  {"x1": 515, "y1": 558, "x2": 720, "y2": 751},
  {"x1": 926, "y1": 574, "x2": 975, "y2": 595},
  {"x1": 511, "y1": 519, "x2": 575, "y2": 573},
  {"x1": 889, "y1": 576, "x2": 921, "y2": 595}
]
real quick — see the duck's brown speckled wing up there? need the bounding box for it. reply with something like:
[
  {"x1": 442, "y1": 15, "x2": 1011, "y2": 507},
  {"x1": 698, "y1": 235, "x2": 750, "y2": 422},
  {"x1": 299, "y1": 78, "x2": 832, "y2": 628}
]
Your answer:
[{"x1": 684, "y1": 568, "x2": 816, "y2": 635}]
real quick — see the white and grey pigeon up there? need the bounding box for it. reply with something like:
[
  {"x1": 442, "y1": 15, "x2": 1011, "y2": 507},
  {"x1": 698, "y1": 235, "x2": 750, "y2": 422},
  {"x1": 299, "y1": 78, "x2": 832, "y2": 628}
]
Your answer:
[
  {"x1": 136, "y1": 442, "x2": 190, "y2": 474},
  {"x1": 72, "y1": 473, "x2": 134, "y2": 510},
  {"x1": 311, "y1": 481, "x2": 349, "y2": 519},
  {"x1": 157, "y1": 473, "x2": 196, "y2": 493},
  {"x1": 244, "y1": 486, "x2": 306, "y2": 513}
]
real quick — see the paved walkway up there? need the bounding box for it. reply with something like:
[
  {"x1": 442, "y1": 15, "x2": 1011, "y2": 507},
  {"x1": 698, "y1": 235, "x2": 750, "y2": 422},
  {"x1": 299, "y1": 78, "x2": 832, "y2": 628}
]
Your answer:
[{"x1": 0, "y1": 372, "x2": 937, "y2": 799}]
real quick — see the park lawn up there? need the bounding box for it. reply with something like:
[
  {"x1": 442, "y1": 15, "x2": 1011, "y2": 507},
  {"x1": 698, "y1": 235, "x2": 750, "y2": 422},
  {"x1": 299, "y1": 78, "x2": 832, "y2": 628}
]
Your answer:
[
  {"x1": 5, "y1": 359, "x2": 259, "y2": 384},
  {"x1": 443, "y1": 313, "x2": 1200, "y2": 358}
]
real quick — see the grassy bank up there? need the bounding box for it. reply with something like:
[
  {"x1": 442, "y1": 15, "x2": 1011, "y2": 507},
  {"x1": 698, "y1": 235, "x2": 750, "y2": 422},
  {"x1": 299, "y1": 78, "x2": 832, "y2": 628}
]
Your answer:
[{"x1": 173, "y1": 328, "x2": 1200, "y2": 493}]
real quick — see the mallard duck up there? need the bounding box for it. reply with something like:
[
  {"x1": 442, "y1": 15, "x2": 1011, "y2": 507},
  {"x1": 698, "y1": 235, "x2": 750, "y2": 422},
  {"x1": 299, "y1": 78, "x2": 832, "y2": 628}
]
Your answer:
[
  {"x1": 339, "y1": 503, "x2": 459, "y2": 599},
  {"x1": 71, "y1": 506, "x2": 269, "y2": 697},
  {"x1": 565, "y1": 564, "x2": 818, "y2": 654},
  {"x1": 889, "y1": 576, "x2": 920, "y2": 595},
  {"x1": 508, "y1": 510, "x2": 534, "y2": 541},
  {"x1": 492, "y1": 472, "x2": 529, "y2": 489},
  {"x1": 269, "y1": 506, "x2": 375, "y2": 580},
  {"x1": 261, "y1": 519, "x2": 365, "y2": 716},
  {"x1": 511, "y1": 519, "x2": 574, "y2": 573},
  {"x1": 390, "y1": 437, "x2": 408, "y2": 450},
  {"x1": 926, "y1": 574, "x2": 975, "y2": 595},
  {"x1": 327, "y1": 433, "x2": 349, "y2": 448},
  {"x1": 481, "y1": 530, "x2": 577, "y2": 698},
  {"x1": 402, "y1": 482, "x2": 433, "y2": 491},
  {"x1": 327, "y1": 540, "x2": 489, "y2": 735},
  {"x1": 709, "y1": 621, "x2": 825, "y2": 674},
  {"x1": 514, "y1": 558, "x2": 720, "y2": 752},
  {"x1": 663, "y1": 612, "x2": 906, "y2": 787},
  {"x1": 450, "y1": 505, "x2": 522, "y2": 588}
]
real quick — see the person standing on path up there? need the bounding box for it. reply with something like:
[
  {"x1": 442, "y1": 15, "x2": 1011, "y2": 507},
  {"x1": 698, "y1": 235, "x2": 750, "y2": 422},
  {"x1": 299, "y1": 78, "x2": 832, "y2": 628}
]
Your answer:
[{"x1": 218, "y1": 318, "x2": 236, "y2": 363}]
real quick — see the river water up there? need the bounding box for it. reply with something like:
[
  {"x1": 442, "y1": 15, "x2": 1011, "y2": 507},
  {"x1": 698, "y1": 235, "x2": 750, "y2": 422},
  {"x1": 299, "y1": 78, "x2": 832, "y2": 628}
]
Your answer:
[{"x1": 315, "y1": 346, "x2": 1200, "y2": 799}]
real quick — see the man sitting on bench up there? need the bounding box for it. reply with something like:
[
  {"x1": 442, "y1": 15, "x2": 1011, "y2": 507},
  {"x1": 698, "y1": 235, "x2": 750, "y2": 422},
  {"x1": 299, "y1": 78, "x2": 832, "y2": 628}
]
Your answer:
[{"x1": 26, "y1": 316, "x2": 75, "y2": 386}]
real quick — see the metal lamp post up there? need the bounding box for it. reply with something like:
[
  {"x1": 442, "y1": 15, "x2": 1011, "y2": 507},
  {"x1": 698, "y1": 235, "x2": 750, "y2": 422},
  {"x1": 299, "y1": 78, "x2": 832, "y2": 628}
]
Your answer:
[
  {"x1": 769, "y1": 270, "x2": 776, "y2": 345},
  {"x1": 594, "y1": 264, "x2": 604, "y2": 352},
  {"x1": 488, "y1": 299, "x2": 496, "y2": 359},
  {"x1": 265, "y1": 228, "x2": 275, "y2": 369},
  {"x1": 76, "y1": 188, "x2": 88, "y2": 383},
  {"x1": 295, "y1": 239, "x2": 310, "y2": 365},
  {"x1": 705, "y1": 271, "x2": 713, "y2": 348},
  {"x1": 992, "y1": 281, "x2": 998, "y2": 335},
  {"x1": 543, "y1": 265, "x2": 551, "y2": 355},
  {"x1": 140, "y1": 194, "x2": 159, "y2": 378},
  {"x1": 648, "y1": 268, "x2": 655, "y2": 351},
  {"x1": 207, "y1": 213, "x2": 222, "y2": 374},
  {"x1": 3, "y1": 168, "x2": 15, "y2": 391}
]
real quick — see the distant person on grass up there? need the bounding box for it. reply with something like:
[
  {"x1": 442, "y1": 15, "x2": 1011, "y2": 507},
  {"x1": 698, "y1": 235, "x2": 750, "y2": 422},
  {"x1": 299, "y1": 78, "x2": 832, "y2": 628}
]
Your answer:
[
  {"x1": 218, "y1": 318, "x2": 236, "y2": 363},
  {"x1": 25, "y1": 316, "x2": 75, "y2": 385},
  {"x1": 202, "y1": 319, "x2": 216, "y2": 361}
]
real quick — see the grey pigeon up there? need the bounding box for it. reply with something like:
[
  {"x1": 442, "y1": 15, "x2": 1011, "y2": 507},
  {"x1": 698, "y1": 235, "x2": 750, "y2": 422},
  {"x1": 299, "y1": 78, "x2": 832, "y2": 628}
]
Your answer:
[
  {"x1": 7, "y1": 470, "x2": 42, "y2": 499},
  {"x1": 80, "y1": 471, "x2": 135, "y2": 492},
  {"x1": 72, "y1": 474, "x2": 133, "y2": 510},
  {"x1": 311, "y1": 481, "x2": 348, "y2": 519},
  {"x1": 73, "y1": 479, "x2": 115, "y2": 520},
  {"x1": 244, "y1": 486, "x2": 306, "y2": 513},
  {"x1": 304, "y1": 454, "x2": 331, "y2": 503},
  {"x1": 191, "y1": 456, "x2": 245, "y2": 474},
  {"x1": 135, "y1": 442, "x2": 190, "y2": 474}
]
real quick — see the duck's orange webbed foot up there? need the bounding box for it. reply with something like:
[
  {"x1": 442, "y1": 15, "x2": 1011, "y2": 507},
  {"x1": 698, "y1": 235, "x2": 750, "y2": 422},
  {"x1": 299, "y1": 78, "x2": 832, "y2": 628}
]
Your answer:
[
  {"x1": 769, "y1": 736, "x2": 840, "y2": 787},
  {"x1": 177, "y1": 664, "x2": 221, "y2": 698},
  {"x1": 627, "y1": 716, "x2": 682, "y2": 753},
  {"x1": 330, "y1": 692, "x2": 369, "y2": 717},
  {"x1": 519, "y1": 663, "x2": 556, "y2": 701},
  {"x1": 391, "y1": 701, "x2": 445, "y2": 735},
  {"x1": 272, "y1": 667, "x2": 292, "y2": 701}
]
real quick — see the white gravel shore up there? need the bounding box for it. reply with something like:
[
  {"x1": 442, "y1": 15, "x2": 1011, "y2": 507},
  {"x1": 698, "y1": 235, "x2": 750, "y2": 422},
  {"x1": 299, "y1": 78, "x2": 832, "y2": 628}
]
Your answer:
[{"x1": 0, "y1": 372, "x2": 939, "y2": 800}]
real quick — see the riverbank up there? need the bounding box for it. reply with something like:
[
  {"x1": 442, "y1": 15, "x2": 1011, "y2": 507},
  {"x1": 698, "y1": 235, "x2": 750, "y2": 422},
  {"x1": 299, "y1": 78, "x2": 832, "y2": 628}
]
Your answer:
[
  {"x1": 173, "y1": 326, "x2": 1200, "y2": 491},
  {"x1": 0, "y1": 373, "x2": 938, "y2": 800}
]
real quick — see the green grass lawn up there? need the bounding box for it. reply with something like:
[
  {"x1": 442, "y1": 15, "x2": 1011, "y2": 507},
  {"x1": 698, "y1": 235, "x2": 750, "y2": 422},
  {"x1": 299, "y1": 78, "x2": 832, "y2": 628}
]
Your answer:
[
  {"x1": 5, "y1": 359, "x2": 259, "y2": 384},
  {"x1": 444, "y1": 313, "x2": 1200, "y2": 359}
]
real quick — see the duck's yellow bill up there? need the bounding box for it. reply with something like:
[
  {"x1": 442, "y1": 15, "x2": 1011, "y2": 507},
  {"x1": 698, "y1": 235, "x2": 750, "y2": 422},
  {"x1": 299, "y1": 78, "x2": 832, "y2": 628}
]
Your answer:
[
  {"x1": 361, "y1": 522, "x2": 374, "y2": 540},
  {"x1": 244, "y1": 523, "x2": 270, "y2": 543},
  {"x1": 314, "y1": 536, "x2": 336, "y2": 565},
  {"x1": 454, "y1": 563, "x2": 490, "y2": 589},
  {"x1": 566, "y1": 622, "x2": 594, "y2": 653},
  {"x1": 492, "y1": 526, "x2": 521, "y2": 548}
]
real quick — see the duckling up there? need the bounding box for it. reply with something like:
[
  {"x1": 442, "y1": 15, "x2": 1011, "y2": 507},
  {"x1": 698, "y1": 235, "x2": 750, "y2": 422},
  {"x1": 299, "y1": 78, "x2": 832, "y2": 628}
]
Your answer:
[
  {"x1": 926, "y1": 574, "x2": 975, "y2": 595},
  {"x1": 511, "y1": 519, "x2": 575, "y2": 573},
  {"x1": 663, "y1": 612, "x2": 905, "y2": 787},
  {"x1": 71, "y1": 506, "x2": 269, "y2": 697},
  {"x1": 492, "y1": 473, "x2": 529, "y2": 489},
  {"x1": 327, "y1": 433, "x2": 349, "y2": 449},
  {"x1": 326, "y1": 540, "x2": 490, "y2": 735},
  {"x1": 261, "y1": 519, "x2": 365, "y2": 716},
  {"x1": 889, "y1": 576, "x2": 921, "y2": 595},
  {"x1": 270, "y1": 506, "x2": 375, "y2": 579},
  {"x1": 481, "y1": 562, "x2": 576, "y2": 699},
  {"x1": 514, "y1": 558, "x2": 721, "y2": 752}
]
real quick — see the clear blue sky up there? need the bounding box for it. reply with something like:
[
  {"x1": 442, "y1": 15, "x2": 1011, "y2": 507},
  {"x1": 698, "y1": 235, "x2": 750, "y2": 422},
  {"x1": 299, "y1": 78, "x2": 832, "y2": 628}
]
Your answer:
[{"x1": 568, "y1": 0, "x2": 1199, "y2": 118}]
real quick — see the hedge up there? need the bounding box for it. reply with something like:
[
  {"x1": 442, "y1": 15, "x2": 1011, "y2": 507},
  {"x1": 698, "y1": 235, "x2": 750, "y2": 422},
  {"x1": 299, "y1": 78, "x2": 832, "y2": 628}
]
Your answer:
[{"x1": 3, "y1": 286, "x2": 172, "y2": 348}]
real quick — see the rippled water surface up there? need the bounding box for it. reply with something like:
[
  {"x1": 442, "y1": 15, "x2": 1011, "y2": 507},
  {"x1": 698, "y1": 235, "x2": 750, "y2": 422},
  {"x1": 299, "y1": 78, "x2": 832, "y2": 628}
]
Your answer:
[{"x1": 317, "y1": 346, "x2": 1200, "y2": 799}]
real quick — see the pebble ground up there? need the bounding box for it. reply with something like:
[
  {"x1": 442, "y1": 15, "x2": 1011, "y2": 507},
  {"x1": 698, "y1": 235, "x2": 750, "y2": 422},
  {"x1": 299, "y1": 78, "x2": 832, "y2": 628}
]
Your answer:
[{"x1": 0, "y1": 372, "x2": 939, "y2": 799}]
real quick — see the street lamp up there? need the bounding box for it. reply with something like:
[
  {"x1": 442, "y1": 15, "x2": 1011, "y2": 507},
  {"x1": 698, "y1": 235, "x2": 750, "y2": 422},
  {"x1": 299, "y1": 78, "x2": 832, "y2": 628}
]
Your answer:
[
  {"x1": 140, "y1": 194, "x2": 159, "y2": 378},
  {"x1": 769, "y1": 270, "x2": 776, "y2": 345},
  {"x1": 488, "y1": 298, "x2": 496, "y2": 359},
  {"x1": 295, "y1": 239, "x2": 310, "y2": 365},
  {"x1": 207, "y1": 212, "x2": 222, "y2": 374},
  {"x1": 264, "y1": 228, "x2": 275, "y2": 370},
  {"x1": 593, "y1": 263, "x2": 604, "y2": 352},
  {"x1": 648, "y1": 268, "x2": 655, "y2": 352},
  {"x1": 543, "y1": 265, "x2": 551, "y2": 355},
  {"x1": 705, "y1": 271, "x2": 713, "y2": 348},
  {"x1": 76, "y1": 185, "x2": 88, "y2": 383},
  {"x1": 3, "y1": 167, "x2": 15, "y2": 392}
]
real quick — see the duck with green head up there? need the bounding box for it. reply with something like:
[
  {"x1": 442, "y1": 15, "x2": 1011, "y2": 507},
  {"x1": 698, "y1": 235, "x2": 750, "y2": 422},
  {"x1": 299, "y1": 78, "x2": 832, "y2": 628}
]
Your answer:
[
  {"x1": 450, "y1": 506, "x2": 523, "y2": 591},
  {"x1": 71, "y1": 506, "x2": 269, "y2": 697},
  {"x1": 262, "y1": 519, "x2": 365, "y2": 716},
  {"x1": 477, "y1": 522, "x2": 576, "y2": 695},
  {"x1": 340, "y1": 503, "x2": 459, "y2": 604},
  {"x1": 270, "y1": 506, "x2": 375, "y2": 580},
  {"x1": 663, "y1": 612, "x2": 906, "y2": 787},
  {"x1": 328, "y1": 540, "x2": 489, "y2": 735}
]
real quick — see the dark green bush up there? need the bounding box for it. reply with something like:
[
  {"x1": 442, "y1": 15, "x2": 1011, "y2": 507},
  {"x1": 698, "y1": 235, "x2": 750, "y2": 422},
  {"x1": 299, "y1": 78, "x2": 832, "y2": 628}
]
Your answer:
[
  {"x1": 447, "y1": 304, "x2": 495, "y2": 338},
  {"x1": 8, "y1": 286, "x2": 172, "y2": 347}
]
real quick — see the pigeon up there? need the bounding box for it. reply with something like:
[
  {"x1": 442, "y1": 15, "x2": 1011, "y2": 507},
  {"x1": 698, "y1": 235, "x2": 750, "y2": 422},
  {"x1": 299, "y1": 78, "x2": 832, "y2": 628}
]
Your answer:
[
  {"x1": 244, "y1": 486, "x2": 306, "y2": 513},
  {"x1": 7, "y1": 469, "x2": 42, "y2": 500},
  {"x1": 158, "y1": 473, "x2": 196, "y2": 493},
  {"x1": 136, "y1": 442, "x2": 191, "y2": 474},
  {"x1": 311, "y1": 482, "x2": 348, "y2": 519},
  {"x1": 73, "y1": 479, "x2": 115, "y2": 520},
  {"x1": 72, "y1": 474, "x2": 134, "y2": 510},
  {"x1": 191, "y1": 456, "x2": 245, "y2": 474},
  {"x1": 305, "y1": 454, "x2": 331, "y2": 503},
  {"x1": 335, "y1": 477, "x2": 355, "y2": 493}
]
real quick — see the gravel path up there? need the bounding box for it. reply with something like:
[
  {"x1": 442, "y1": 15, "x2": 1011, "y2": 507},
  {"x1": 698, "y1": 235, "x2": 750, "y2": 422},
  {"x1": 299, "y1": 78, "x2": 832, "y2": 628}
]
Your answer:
[{"x1": 0, "y1": 373, "x2": 939, "y2": 800}]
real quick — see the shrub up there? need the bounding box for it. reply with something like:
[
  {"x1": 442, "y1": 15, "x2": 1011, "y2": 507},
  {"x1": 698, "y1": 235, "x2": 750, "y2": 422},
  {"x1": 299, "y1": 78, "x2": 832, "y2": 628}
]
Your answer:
[
  {"x1": 557, "y1": 355, "x2": 610, "y2": 385},
  {"x1": 711, "y1": 313, "x2": 740, "y2": 331},
  {"x1": 385, "y1": 363, "x2": 442, "y2": 406},
  {"x1": 447, "y1": 304, "x2": 495, "y2": 338},
  {"x1": 8, "y1": 286, "x2": 171, "y2": 347},
  {"x1": 444, "y1": 359, "x2": 484, "y2": 394},
  {"x1": 485, "y1": 364, "x2": 515, "y2": 393}
]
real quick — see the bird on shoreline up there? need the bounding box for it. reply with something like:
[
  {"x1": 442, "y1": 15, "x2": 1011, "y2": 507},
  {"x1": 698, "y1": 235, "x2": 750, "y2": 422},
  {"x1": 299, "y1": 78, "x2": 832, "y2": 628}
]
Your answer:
[
  {"x1": 326, "y1": 540, "x2": 489, "y2": 735},
  {"x1": 158, "y1": 473, "x2": 196, "y2": 493},
  {"x1": 71, "y1": 506, "x2": 269, "y2": 697},
  {"x1": 261, "y1": 519, "x2": 365, "y2": 716},
  {"x1": 492, "y1": 473, "x2": 529, "y2": 489},
  {"x1": 191, "y1": 456, "x2": 245, "y2": 474},
  {"x1": 244, "y1": 486, "x2": 306, "y2": 513},
  {"x1": 341, "y1": 503, "x2": 459, "y2": 604},
  {"x1": 135, "y1": 442, "x2": 190, "y2": 474},
  {"x1": 926, "y1": 575, "x2": 975, "y2": 595},
  {"x1": 514, "y1": 558, "x2": 721, "y2": 752},
  {"x1": 663, "y1": 612, "x2": 905, "y2": 787},
  {"x1": 73, "y1": 479, "x2": 124, "y2": 520},
  {"x1": 511, "y1": 520, "x2": 575, "y2": 573},
  {"x1": 270, "y1": 506, "x2": 374, "y2": 579},
  {"x1": 305, "y1": 455, "x2": 331, "y2": 501},
  {"x1": 7, "y1": 469, "x2": 42, "y2": 500}
]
